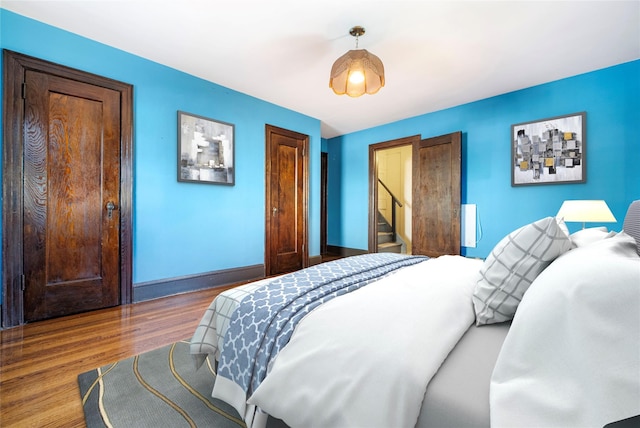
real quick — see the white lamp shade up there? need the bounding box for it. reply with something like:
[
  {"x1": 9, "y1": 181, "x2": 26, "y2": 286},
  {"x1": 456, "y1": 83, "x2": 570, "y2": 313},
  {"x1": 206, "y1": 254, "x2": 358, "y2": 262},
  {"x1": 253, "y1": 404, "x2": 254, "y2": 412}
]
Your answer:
[{"x1": 556, "y1": 200, "x2": 617, "y2": 224}]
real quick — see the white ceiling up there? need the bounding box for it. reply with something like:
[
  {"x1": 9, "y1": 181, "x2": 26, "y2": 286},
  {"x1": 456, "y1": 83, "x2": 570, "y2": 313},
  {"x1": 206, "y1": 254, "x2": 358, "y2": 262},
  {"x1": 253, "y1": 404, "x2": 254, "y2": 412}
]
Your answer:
[{"x1": 3, "y1": 1, "x2": 639, "y2": 138}]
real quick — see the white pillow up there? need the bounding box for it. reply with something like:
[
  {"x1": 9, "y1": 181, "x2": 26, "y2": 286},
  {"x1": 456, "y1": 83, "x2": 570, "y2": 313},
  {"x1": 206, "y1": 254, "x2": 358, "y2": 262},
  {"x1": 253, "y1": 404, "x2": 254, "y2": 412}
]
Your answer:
[
  {"x1": 569, "y1": 227, "x2": 616, "y2": 248},
  {"x1": 490, "y1": 232, "x2": 640, "y2": 426},
  {"x1": 472, "y1": 216, "x2": 572, "y2": 325}
]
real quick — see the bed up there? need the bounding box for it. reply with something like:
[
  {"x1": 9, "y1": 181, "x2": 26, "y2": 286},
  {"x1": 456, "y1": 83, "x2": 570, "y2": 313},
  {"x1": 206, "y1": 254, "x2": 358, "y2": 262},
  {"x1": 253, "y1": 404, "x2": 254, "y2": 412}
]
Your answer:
[{"x1": 191, "y1": 200, "x2": 640, "y2": 428}]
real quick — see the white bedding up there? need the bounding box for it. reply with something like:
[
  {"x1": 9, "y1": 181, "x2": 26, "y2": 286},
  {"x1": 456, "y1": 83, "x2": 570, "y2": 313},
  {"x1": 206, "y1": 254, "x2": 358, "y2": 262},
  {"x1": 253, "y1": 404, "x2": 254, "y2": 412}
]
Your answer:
[
  {"x1": 247, "y1": 255, "x2": 483, "y2": 428},
  {"x1": 491, "y1": 232, "x2": 640, "y2": 427},
  {"x1": 191, "y1": 202, "x2": 640, "y2": 428}
]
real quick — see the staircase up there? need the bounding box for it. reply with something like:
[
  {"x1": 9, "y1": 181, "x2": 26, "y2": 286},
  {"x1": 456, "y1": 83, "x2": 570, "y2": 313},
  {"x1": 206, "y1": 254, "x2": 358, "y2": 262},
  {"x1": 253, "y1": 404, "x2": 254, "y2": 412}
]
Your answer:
[{"x1": 377, "y1": 211, "x2": 403, "y2": 253}]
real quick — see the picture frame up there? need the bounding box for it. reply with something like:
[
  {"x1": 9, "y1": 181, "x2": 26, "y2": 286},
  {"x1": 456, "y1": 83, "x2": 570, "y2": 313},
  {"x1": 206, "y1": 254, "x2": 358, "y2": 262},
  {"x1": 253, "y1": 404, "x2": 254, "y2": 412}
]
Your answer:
[
  {"x1": 178, "y1": 111, "x2": 235, "y2": 185},
  {"x1": 511, "y1": 112, "x2": 586, "y2": 186}
]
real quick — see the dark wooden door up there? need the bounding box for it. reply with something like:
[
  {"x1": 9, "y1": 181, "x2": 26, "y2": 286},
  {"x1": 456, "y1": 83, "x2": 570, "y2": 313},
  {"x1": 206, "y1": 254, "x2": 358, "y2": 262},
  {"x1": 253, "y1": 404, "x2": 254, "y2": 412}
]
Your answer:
[
  {"x1": 2, "y1": 50, "x2": 133, "y2": 327},
  {"x1": 412, "y1": 132, "x2": 461, "y2": 257},
  {"x1": 265, "y1": 125, "x2": 308, "y2": 276},
  {"x1": 21, "y1": 70, "x2": 122, "y2": 322}
]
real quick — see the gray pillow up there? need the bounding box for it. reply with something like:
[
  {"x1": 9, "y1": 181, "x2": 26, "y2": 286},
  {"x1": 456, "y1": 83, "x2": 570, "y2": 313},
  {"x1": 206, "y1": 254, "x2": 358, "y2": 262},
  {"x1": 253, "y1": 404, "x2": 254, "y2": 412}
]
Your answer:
[
  {"x1": 622, "y1": 200, "x2": 640, "y2": 256},
  {"x1": 473, "y1": 216, "x2": 572, "y2": 325}
]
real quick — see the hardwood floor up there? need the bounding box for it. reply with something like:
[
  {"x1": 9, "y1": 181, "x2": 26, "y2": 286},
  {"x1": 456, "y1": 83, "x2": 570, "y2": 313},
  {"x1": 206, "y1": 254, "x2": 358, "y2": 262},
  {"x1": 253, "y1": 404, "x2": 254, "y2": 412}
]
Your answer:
[{"x1": 0, "y1": 285, "x2": 234, "y2": 427}]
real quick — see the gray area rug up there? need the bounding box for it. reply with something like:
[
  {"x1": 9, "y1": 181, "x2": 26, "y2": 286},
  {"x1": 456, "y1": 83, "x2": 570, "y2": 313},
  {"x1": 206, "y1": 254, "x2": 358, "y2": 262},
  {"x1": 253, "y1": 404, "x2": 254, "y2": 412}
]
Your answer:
[{"x1": 78, "y1": 340, "x2": 245, "y2": 427}]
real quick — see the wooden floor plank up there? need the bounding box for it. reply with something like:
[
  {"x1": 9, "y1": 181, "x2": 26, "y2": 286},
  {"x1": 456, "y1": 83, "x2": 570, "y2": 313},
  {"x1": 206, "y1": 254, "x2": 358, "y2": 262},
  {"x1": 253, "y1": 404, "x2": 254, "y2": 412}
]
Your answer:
[{"x1": 0, "y1": 286, "x2": 232, "y2": 427}]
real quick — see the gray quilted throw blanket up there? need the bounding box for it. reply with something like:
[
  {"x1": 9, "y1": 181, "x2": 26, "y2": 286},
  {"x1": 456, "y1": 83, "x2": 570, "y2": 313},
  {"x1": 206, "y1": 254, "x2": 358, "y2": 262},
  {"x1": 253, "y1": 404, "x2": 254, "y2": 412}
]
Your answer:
[{"x1": 217, "y1": 253, "x2": 429, "y2": 399}]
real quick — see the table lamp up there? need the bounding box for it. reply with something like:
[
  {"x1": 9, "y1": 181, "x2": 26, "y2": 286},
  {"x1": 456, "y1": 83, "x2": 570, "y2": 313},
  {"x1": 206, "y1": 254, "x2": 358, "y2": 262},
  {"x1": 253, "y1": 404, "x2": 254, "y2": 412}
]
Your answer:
[{"x1": 556, "y1": 200, "x2": 617, "y2": 229}]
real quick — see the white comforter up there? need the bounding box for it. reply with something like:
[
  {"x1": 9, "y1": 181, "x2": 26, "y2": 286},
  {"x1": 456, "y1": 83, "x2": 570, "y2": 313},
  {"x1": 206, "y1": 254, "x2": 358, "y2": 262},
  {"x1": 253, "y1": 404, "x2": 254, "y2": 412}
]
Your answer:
[
  {"x1": 246, "y1": 255, "x2": 483, "y2": 428},
  {"x1": 491, "y1": 232, "x2": 640, "y2": 427}
]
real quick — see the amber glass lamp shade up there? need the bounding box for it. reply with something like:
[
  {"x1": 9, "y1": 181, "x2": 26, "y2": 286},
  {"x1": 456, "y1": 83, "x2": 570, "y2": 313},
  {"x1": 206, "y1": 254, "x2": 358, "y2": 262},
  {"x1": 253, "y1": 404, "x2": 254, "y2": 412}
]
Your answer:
[
  {"x1": 329, "y1": 49, "x2": 385, "y2": 97},
  {"x1": 329, "y1": 26, "x2": 385, "y2": 97}
]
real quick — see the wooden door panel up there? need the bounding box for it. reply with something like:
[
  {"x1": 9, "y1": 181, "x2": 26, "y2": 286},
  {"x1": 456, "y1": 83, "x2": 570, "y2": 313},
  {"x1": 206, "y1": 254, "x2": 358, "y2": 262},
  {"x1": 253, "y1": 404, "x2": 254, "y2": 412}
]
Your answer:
[
  {"x1": 412, "y1": 132, "x2": 461, "y2": 257},
  {"x1": 266, "y1": 125, "x2": 308, "y2": 276},
  {"x1": 274, "y1": 142, "x2": 299, "y2": 268},
  {"x1": 47, "y1": 92, "x2": 102, "y2": 282},
  {"x1": 23, "y1": 70, "x2": 121, "y2": 321}
]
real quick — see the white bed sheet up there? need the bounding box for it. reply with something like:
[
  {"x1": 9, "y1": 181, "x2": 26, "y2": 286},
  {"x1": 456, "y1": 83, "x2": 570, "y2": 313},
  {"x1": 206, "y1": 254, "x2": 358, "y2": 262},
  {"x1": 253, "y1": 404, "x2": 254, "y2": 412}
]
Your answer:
[{"x1": 418, "y1": 321, "x2": 510, "y2": 428}]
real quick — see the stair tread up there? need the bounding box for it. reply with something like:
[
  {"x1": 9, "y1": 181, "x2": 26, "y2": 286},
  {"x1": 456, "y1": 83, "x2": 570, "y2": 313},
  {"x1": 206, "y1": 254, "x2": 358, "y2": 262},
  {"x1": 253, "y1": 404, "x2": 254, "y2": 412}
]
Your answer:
[{"x1": 378, "y1": 241, "x2": 402, "y2": 248}]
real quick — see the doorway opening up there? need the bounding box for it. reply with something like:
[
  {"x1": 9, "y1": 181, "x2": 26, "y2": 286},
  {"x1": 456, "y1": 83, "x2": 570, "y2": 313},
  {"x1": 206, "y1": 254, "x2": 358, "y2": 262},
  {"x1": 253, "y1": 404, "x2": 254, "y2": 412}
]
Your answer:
[
  {"x1": 368, "y1": 132, "x2": 462, "y2": 257},
  {"x1": 368, "y1": 135, "x2": 420, "y2": 254}
]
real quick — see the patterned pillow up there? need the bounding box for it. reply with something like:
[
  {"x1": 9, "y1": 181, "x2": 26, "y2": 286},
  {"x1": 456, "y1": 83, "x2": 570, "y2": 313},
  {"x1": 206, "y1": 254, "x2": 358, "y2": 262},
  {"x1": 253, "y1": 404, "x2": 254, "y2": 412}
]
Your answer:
[
  {"x1": 555, "y1": 216, "x2": 570, "y2": 239},
  {"x1": 473, "y1": 216, "x2": 572, "y2": 325}
]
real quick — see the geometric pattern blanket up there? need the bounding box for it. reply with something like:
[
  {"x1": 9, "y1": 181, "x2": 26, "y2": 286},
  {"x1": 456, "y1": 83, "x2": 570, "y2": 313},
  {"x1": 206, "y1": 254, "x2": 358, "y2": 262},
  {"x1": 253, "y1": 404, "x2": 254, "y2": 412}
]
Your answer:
[{"x1": 215, "y1": 253, "x2": 429, "y2": 401}]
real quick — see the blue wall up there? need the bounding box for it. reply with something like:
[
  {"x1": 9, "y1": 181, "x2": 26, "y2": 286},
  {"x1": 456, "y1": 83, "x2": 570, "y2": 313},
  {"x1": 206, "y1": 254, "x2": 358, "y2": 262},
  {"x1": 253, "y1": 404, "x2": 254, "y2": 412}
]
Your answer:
[
  {"x1": 0, "y1": 9, "x2": 322, "y2": 305},
  {"x1": 327, "y1": 60, "x2": 640, "y2": 258},
  {"x1": 1, "y1": 9, "x2": 638, "y2": 308}
]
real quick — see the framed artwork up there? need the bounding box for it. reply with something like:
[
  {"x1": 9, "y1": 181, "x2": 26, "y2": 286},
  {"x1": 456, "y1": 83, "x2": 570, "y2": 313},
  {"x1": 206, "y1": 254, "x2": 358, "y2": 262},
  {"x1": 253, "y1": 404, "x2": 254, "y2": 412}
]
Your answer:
[
  {"x1": 511, "y1": 112, "x2": 586, "y2": 186},
  {"x1": 178, "y1": 111, "x2": 235, "y2": 185}
]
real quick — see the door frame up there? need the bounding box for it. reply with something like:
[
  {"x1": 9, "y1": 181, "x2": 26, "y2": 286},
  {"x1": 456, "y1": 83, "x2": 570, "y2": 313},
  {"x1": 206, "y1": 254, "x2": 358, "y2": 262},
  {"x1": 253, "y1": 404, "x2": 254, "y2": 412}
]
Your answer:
[
  {"x1": 264, "y1": 124, "x2": 309, "y2": 276},
  {"x1": 2, "y1": 50, "x2": 134, "y2": 327},
  {"x1": 368, "y1": 135, "x2": 421, "y2": 252},
  {"x1": 320, "y1": 152, "x2": 328, "y2": 255}
]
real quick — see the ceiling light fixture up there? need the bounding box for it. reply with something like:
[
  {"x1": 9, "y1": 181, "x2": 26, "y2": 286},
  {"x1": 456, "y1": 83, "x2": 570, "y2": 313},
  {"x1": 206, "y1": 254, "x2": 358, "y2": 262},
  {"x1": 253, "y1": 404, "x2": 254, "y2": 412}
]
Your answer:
[{"x1": 329, "y1": 26, "x2": 385, "y2": 97}]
